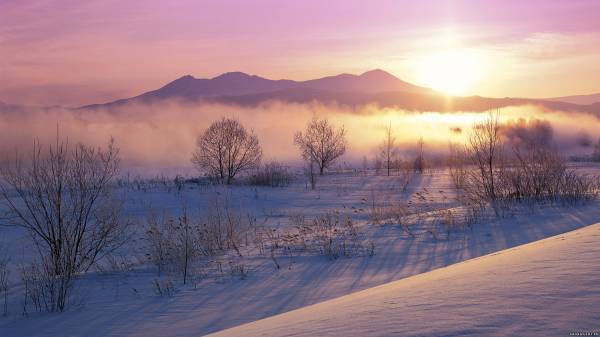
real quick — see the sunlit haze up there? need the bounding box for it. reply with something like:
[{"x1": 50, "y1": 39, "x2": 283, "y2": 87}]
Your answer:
[
  {"x1": 2, "y1": 0, "x2": 600, "y2": 105},
  {"x1": 1, "y1": 2, "x2": 600, "y2": 337}
]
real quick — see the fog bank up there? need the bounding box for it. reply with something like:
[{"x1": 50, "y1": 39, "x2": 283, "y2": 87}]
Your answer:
[{"x1": 0, "y1": 100, "x2": 598, "y2": 176}]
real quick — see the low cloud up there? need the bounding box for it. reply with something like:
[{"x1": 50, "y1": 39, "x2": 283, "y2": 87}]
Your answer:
[{"x1": 0, "y1": 100, "x2": 598, "y2": 176}]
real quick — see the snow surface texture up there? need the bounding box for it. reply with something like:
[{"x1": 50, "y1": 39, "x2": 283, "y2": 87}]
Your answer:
[
  {"x1": 212, "y1": 223, "x2": 600, "y2": 337},
  {"x1": 1, "y1": 168, "x2": 599, "y2": 336}
]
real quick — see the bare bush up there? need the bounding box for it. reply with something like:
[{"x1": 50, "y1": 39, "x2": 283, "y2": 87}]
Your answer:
[
  {"x1": 503, "y1": 140, "x2": 565, "y2": 201},
  {"x1": 152, "y1": 278, "x2": 175, "y2": 297},
  {"x1": 202, "y1": 192, "x2": 247, "y2": 257},
  {"x1": 498, "y1": 120, "x2": 597, "y2": 203},
  {"x1": 435, "y1": 208, "x2": 465, "y2": 239},
  {"x1": 413, "y1": 137, "x2": 426, "y2": 173},
  {"x1": 145, "y1": 215, "x2": 172, "y2": 276},
  {"x1": 379, "y1": 122, "x2": 397, "y2": 176},
  {"x1": 145, "y1": 213, "x2": 196, "y2": 284},
  {"x1": 293, "y1": 212, "x2": 368, "y2": 259},
  {"x1": 0, "y1": 250, "x2": 9, "y2": 316},
  {"x1": 390, "y1": 203, "x2": 414, "y2": 237},
  {"x1": 460, "y1": 112, "x2": 597, "y2": 209},
  {"x1": 254, "y1": 212, "x2": 371, "y2": 261},
  {"x1": 247, "y1": 161, "x2": 294, "y2": 187},
  {"x1": 447, "y1": 143, "x2": 467, "y2": 190},
  {"x1": 366, "y1": 189, "x2": 386, "y2": 225},
  {"x1": 0, "y1": 137, "x2": 124, "y2": 312},
  {"x1": 95, "y1": 253, "x2": 137, "y2": 275},
  {"x1": 192, "y1": 118, "x2": 262, "y2": 184},
  {"x1": 172, "y1": 214, "x2": 195, "y2": 285},
  {"x1": 294, "y1": 118, "x2": 347, "y2": 175},
  {"x1": 145, "y1": 192, "x2": 251, "y2": 284},
  {"x1": 228, "y1": 259, "x2": 249, "y2": 280},
  {"x1": 20, "y1": 262, "x2": 58, "y2": 314}
]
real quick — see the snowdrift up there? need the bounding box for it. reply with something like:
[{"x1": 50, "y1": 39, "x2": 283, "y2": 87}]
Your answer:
[{"x1": 211, "y1": 223, "x2": 600, "y2": 337}]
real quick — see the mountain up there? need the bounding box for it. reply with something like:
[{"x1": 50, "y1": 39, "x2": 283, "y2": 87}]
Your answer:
[
  {"x1": 0, "y1": 100, "x2": 27, "y2": 114},
  {"x1": 140, "y1": 72, "x2": 299, "y2": 99},
  {"x1": 546, "y1": 93, "x2": 600, "y2": 105},
  {"x1": 298, "y1": 69, "x2": 428, "y2": 94},
  {"x1": 81, "y1": 69, "x2": 431, "y2": 109},
  {"x1": 80, "y1": 70, "x2": 600, "y2": 117}
]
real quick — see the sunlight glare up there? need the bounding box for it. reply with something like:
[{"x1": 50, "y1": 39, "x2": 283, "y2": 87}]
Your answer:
[{"x1": 419, "y1": 49, "x2": 484, "y2": 96}]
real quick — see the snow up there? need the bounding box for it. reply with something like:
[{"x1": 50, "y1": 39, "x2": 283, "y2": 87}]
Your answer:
[
  {"x1": 0, "y1": 168, "x2": 599, "y2": 337},
  {"x1": 211, "y1": 222, "x2": 600, "y2": 337}
]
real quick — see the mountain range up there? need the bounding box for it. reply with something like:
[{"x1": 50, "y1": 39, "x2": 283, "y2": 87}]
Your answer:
[
  {"x1": 2, "y1": 70, "x2": 600, "y2": 116},
  {"x1": 82, "y1": 69, "x2": 430, "y2": 108},
  {"x1": 546, "y1": 93, "x2": 600, "y2": 105},
  {"x1": 79, "y1": 70, "x2": 600, "y2": 116}
]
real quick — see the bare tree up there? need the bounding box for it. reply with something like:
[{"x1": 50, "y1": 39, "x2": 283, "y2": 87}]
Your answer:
[
  {"x1": 466, "y1": 110, "x2": 503, "y2": 202},
  {"x1": 0, "y1": 137, "x2": 124, "y2": 312},
  {"x1": 413, "y1": 137, "x2": 425, "y2": 173},
  {"x1": 294, "y1": 118, "x2": 347, "y2": 175},
  {"x1": 192, "y1": 118, "x2": 262, "y2": 184},
  {"x1": 379, "y1": 122, "x2": 397, "y2": 176},
  {"x1": 0, "y1": 248, "x2": 8, "y2": 316}
]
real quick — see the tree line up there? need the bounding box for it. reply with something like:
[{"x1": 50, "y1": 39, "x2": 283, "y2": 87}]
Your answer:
[{"x1": 0, "y1": 111, "x2": 597, "y2": 313}]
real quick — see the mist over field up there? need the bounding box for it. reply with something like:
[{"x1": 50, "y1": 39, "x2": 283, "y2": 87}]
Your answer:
[
  {"x1": 0, "y1": 100, "x2": 598, "y2": 176},
  {"x1": 3, "y1": 2, "x2": 600, "y2": 336}
]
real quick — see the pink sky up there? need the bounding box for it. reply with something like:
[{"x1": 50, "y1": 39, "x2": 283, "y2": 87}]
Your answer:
[{"x1": 1, "y1": 0, "x2": 600, "y2": 106}]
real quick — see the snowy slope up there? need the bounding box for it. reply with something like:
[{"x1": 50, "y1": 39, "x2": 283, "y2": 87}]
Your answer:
[
  {"x1": 1, "y1": 170, "x2": 599, "y2": 337},
  {"x1": 211, "y1": 223, "x2": 600, "y2": 337}
]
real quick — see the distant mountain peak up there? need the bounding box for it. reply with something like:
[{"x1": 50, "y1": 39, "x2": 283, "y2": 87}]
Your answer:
[
  {"x1": 212, "y1": 71, "x2": 253, "y2": 80},
  {"x1": 360, "y1": 69, "x2": 390, "y2": 76},
  {"x1": 76, "y1": 69, "x2": 600, "y2": 118},
  {"x1": 85, "y1": 69, "x2": 436, "y2": 108},
  {"x1": 360, "y1": 69, "x2": 404, "y2": 82},
  {"x1": 172, "y1": 74, "x2": 195, "y2": 82},
  {"x1": 164, "y1": 75, "x2": 196, "y2": 87}
]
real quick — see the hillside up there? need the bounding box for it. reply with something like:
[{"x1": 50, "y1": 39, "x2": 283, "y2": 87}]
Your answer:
[
  {"x1": 81, "y1": 69, "x2": 431, "y2": 109},
  {"x1": 211, "y1": 223, "x2": 600, "y2": 337},
  {"x1": 2, "y1": 170, "x2": 599, "y2": 337},
  {"x1": 79, "y1": 70, "x2": 600, "y2": 117},
  {"x1": 547, "y1": 93, "x2": 600, "y2": 105}
]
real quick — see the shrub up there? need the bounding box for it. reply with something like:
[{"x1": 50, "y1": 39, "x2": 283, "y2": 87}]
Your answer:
[
  {"x1": 145, "y1": 212, "x2": 198, "y2": 285},
  {"x1": 294, "y1": 212, "x2": 368, "y2": 259},
  {"x1": 152, "y1": 278, "x2": 175, "y2": 297},
  {"x1": 0, "y1": 137, "x2": 124, "y2": 312},
  {"x1": 460, "y1": 112, "x2": 598, "y2": 208},
  {"x1": 0, "y1": 251, "x2": 9, "y2": 316},
  {"x1": 247, "y1": 161, "x2": 294, "y2": 187}
]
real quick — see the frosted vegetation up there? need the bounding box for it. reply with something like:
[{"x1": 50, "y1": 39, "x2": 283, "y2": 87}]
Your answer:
[
  {"x1": 211, "y1": 223, "x2": 600, "y2": 337},
  {"x1": 0, "y1": 112, "x2": 598, "y2": 336}
]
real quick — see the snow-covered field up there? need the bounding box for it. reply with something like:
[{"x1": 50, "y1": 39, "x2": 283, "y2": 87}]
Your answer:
[
  {"x1": 212, "y1": 222, "x2": 600, "y2": 337},
  {"x1": 1, "y1": 166, "x2": 599, "y2": 337}
]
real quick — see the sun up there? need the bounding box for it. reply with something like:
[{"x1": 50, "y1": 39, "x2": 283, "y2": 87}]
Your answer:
[{"x1": 418, "y1": 49, "x2": 484, "y2": 96}]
